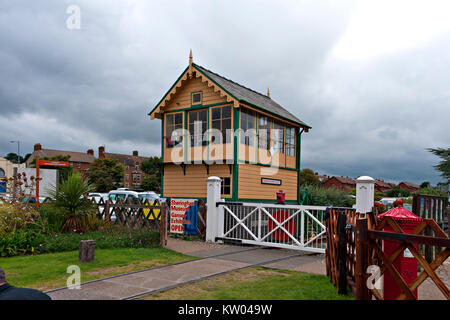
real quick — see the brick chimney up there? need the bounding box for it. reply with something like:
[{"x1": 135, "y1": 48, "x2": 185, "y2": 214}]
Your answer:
[
  {"x1": 99, "y1": 146, "x2": 105, "y2": 159},
  {"x1": 87, "y1": 149, "x2": 94, "y2": 156},
  {"x1": 34, "y1": 143, "x2": 42, "y2": 151},
  {"x1": 132, "y1": 150, "x2": 138, "y2": 157}
]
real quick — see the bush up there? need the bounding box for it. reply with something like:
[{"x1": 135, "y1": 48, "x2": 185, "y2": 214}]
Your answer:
[
  {"x1": 47, "y1": 172, "x2": 94, "y2": 233},
  {"x1": 0, "y1": 229, "x2": 45, "y2": 257},
  {"x1": 0, "y1": 203, "x2": 39, "y2": 235},
  {"x1": 35, "y1": 204, "x2": 68, "y2": 234},
  {"x1": 37, "y1": 226, "x2": 160, "y2": 254},
  {"x1": 304, "y1": 185, "x2": 353, "y2": 207}
]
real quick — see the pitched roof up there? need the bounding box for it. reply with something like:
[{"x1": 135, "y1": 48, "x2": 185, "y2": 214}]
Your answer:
[
  {"x1": 28, "y1": 149, "x2": 96, "y2": 164},
  {"x1": 104, "y1": 153, "x2": 149, "y2": 166},
  {"x1": 399, "y1": 181, "x2": 420, "y2": 189},
  {"x1": 193, "y1": 64, "x2": 310, "y2": 128},
  {"x1": 375, "y1": 180, "x2": 392, "y2": 189},
  {"x1": 326, "y1": 176, "x2": 356, "y2": 185}
]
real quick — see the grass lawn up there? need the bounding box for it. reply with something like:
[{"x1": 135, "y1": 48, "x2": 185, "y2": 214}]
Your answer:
[
  {"x1": 141, "y1": 266, "x2": 354, "y2": 300},
  {"x1": 0, "y1": 247, "x2": 195, "y2": 291}
]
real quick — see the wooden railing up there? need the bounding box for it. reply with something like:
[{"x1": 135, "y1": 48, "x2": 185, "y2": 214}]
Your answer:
[
  {"x1": 92, "y1": 197, "x2": 168, "y2": 246},
  {"x1": 325, "y1": 208, "x2": 450, "y2": 300}
]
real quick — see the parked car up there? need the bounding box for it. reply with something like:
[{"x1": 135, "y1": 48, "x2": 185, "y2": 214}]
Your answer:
[
  {"x1": 108, "y1": 190, "x2": 140, "y2": 203},
  {"x1": 88, "y1": 192, "x2": 109, "y2": 203}
]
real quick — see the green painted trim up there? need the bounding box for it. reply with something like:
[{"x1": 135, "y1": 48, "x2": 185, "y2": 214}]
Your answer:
[
  {"x1": 191, "y1": 91, "x2": 203, "y2": 106},
  {"x1": 238, "y1": 160, "x2": 297, "y2": 172},
  {"x1": 296, "y1": 129, "x2": 302, "y2": 204},
  {"x1": 194, "y1": 64, "x2": 240, "y2": 101},
  {"x1": 241, "y1": 98, "x2": 311, "y2": 129},
  {"x1": 161, "y1": 119, "x2": 164, "y2": 197},
  {"x1": 163, "y1": 102, "x2": 231, "y2": 114},
  {"x1": 232, "y1": 107, "x2": 239, "y2": 200},
  {"x1": 183, "y1": 111, "x2": 188, "y2": 163},
  {"x1": 207, "y1": 108, "x2": 210, "y2": 162},
  {"x1": 148, "y1": 66, "x2": 189, "y2": 117},
  {"x1": 194, "y1": 64, "x2": 310, "y2": 129}
]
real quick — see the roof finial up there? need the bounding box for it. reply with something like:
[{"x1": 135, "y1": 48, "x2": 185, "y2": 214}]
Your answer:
[
  {"x1": 189, "y1": 49, "x2": 193, "y2": 66},
  {"x1": 267, "y1": 88, "x2": 270, "y2": 98}
]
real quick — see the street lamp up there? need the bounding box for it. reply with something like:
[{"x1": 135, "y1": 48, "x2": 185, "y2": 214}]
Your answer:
[{"x1": 9, "y1": 140, "x2": 20, "y2": 167}]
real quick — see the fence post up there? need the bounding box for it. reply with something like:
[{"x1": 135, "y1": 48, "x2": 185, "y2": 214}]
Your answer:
[
  {"x1": 355, "y1": 217, "x2": 369, "y2": 300},
  {"x1": 160, "y1": 202, "x2": 168, "y2": 247},
  {"x1": 337, "y1": 213, "x2": 348, "y2": 294},
  {"x1": 356, "y1": 176, "x2": 375, "y2": 217},
  {"x1": 447, "y1": 205, "x2": 450, "y2": 237},
  {"x1": 206, "y1": 176, "x2": 222, "y2": 242},
  {"x1": 104, "y1": 200, "x2": 110, "y2": 220}
]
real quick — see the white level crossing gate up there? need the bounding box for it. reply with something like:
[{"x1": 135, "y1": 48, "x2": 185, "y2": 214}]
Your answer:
[
  {"x1": 206, "y1": 175, "x2": 327, "y2": 253},
  {"x1": 217, "y1": 202, "x2": 327, "y2": 253}
]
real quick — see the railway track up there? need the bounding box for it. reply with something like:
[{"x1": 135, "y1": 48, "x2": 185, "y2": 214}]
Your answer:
[{"x1": 45, "y1": 246, "x2": 315, "y2": 300}]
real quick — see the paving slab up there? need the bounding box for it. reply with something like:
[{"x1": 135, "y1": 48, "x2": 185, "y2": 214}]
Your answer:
[{"x1": 47, "y1": 257, "x2": 248, "y2": 300}]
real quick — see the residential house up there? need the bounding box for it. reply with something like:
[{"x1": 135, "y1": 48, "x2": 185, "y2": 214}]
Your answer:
[
  {"x1": 398, "y1": 181, "x2": 420, "y2": 193},
  {"x1": 375, "y1": 180, "x2": 392, "y2": 193},
  {"x1": 98, "y1": 146, "x2": 150, "y2": 189},
  {"x1": 323, "y1": 176, "x2": 356, "y2": 193},
  {"x1": 26, "y1": 143, "x2": 96, "y2": 172}
]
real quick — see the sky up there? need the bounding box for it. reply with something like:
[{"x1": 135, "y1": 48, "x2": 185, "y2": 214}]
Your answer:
[{"x1": 0, "y1": 0, "x2": 449, "y2": 185}]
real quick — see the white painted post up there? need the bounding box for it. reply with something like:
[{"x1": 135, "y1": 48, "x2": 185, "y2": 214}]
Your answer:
[
  {"x1": 206, "y1": 176, "x2": 222, "y2": 242},
  {"x1": 356, "y1": 176, "x2": 375, "y2": 216}
]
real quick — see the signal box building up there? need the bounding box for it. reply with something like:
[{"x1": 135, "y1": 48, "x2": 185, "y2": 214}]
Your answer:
[{"x1": 149, "y1": 52, "x2": 311, "y2": 203}]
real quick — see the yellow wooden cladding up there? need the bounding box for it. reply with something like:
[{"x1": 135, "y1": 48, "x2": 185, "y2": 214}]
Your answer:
[
  {"x1": 238, "y1": 163, "x2": 298, "y2": 201},
  {"x1": 164, "y1": 77, "x2": 227, "y2": 111},
  {"x1": 163, "y1": 163, "x2": 232, "y2": 198}
]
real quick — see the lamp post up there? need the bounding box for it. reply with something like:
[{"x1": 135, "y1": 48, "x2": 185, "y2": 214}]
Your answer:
[{"x1": 9, "y1": 140, "x2": 20, "y2": 167}]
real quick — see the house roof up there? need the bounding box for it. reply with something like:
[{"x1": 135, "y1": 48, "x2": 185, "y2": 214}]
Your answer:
[
  {"x1": 326, "y1": 176, "x2": 356, "y2": 185},
  {"x1": 104, "y1": 153, "x2": 149, "y2": 166},
  {"x1": 375, "y1": 180, "x2": 392, "y2": 189},
  {"x1": 193, "y1": 64, "x2": 311, "y2": 128},
  {"x1": 399, "y1": 182, "x2": 420, "y2": 189},
  {"x1": 27, "y1": 149, "x2": 96, "y2": 164}
]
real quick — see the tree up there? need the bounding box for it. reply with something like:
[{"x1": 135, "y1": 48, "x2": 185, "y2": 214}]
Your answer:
[
  {"x1": 385, "y1": 186, "x2": 410, "y2": 197},
  {"x1": 48, "y1": 172, "x2": 94, "y2": 232},
  {"x1": 300, "y1": 168, "x2": 321, "y2": 187},
  {"x1": 140, "y1": 157, "x2": 161, "y2": 192},
  {"x1": 140, "y1": 174, "x2": 160, "y2": 193},
  {"x1": 427, "y1": 147, "x2": 450, "y2": 184},
  {"x1": 420, "y1": 181, "x2": 430, "y2": 189},
  {"x1": 4, "y1": 153, "x2": 26, "y2": 164},
  {"x1": 87, "y1": 158, "x2": 124, "y2": 192}
]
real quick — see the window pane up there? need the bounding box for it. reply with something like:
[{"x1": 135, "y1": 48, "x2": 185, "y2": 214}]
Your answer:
[
  {"x1": 192, "y1": 93, "x2": 201, "y2": 103},
  {"x1": 212, "y1": 108, "x2": 221, "y2": 120},
  {"x1": 212, "y1": 120, "x2": 221, "y2": 130},
  {"x1": 199, "y1": 110, "x2": 207, "y2": 121},
  {"x1": 222, "y1": 119, "x2": 231, "y2": 130},
  {"x1": 175, "y1": 113, "x2": 182, "y2": 124},
  {"x1": 222, "y1": 106, "x2": 231, "y2": 119}
]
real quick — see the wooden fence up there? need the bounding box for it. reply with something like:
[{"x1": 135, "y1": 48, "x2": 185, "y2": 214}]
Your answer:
[
  {"x1": 412, "y1": 194, "x2": 449, "y2": 262},
  {"x1": 325, "y1": 208, "x2": 450, "y2": 300},
  {"x1": 92, "y1": 198, "x2": 168, "y2": 247}
]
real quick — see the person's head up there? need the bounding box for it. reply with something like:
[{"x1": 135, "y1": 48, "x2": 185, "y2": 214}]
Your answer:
[{"x1": 0, "y1": 267, "x2": 6, "y2": 285}]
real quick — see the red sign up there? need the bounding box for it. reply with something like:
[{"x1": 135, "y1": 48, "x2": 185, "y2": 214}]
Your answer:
[
  {"x1": 267, "y1": 211, "x2": 296, "y2": 242},
  {"x1": 38, "y1": 160, "x2": 70, "y2": 167}
]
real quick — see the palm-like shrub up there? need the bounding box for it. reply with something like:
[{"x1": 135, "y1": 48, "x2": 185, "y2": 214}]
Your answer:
[{"x1": 48, "y1": 172, "x2": 94, "y2": 232}]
